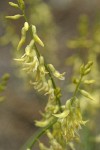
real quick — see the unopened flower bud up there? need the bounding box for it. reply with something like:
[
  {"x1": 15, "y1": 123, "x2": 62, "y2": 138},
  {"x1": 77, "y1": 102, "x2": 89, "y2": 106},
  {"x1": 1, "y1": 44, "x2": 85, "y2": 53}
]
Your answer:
[
  {"x1": 32, "y1": 25, "x2": 36, "y2": 34},
  {"x1": 24, "y1": 22, "x2": 29, "y2": 31},
  {"x1": 85, "y1": 61, "x2": 93, "y2": 69},
  {"x1": 84, "y1": 80, "x2": 95, "y2": 84},
  {"x1": 9, "y1": 2, "x2": 19, "y2": 8},
  {"x1": 31, "y1": 25, "x2": 44, "y2": 47},
  {"x1": 39, "y1": 56, "x2": 44, "y2": 65},
  {"x1": 17, "y1": 27, "x2": 26, "y2": 50},
  {"x1": 17, "y1": 0, "x2": 25, "y2": 11},
  {"x1": 6, "y1": 14, "x2": 23, "y2": 20},
  {"x1": 84, "y1": 68, "x2": 91, "y2": 75},
  {"x1": 80, "y1": 64, "x2": 85, "y2": 75},
  {"x1": 34, "y1": 34, "x2": 44, "y2": 47},
  {"x1": 79, "y1": 89, "x2": 94, "y2": 101},
  {"x1": 72, "y1": 78, "x2": 79, "y2": 84}
]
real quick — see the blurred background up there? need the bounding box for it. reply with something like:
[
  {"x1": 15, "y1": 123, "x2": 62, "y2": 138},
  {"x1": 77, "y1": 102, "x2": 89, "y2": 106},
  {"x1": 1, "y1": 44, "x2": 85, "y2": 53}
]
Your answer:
[{"x1": 0, "y1": 0, "x2": 100, "y2": 150}]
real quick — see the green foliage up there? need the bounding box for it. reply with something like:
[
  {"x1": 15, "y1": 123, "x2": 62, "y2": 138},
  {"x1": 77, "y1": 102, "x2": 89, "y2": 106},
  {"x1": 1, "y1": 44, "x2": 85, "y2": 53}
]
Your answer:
[
  {"x1": 0, "y1": 74, "x2": 10, "y2": 102},
  {"x1": 67, "y1": 14, "x2": 100, "y2": 150}
]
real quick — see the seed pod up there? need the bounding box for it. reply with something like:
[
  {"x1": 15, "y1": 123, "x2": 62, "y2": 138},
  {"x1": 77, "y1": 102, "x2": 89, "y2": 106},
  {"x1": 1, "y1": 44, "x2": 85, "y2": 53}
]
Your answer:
[
  {"x1": 9, "y1": 2, "x2": 19, "y2": 8},
  {"x1": 6, "y1": 14, "x2": 23, "y2": 20}
]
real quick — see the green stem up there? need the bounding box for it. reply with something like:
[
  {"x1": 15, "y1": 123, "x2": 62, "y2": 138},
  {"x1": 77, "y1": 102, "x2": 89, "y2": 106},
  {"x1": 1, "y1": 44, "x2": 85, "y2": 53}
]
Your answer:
[
  {"x1": 71, "y1": 75, "x2": 83, "y2": 104},
  {"x1": 23, "y1": 13, "x2": 62, "y2": 111},
  {"x1": 73, "y1": 75, "x2": 83, "y2": 97},
  {"x1": 21, "y1": 6, "x2": 62, "y2": 149},
  {"x1": 20, "y1": 118, "x2": 57, "y2": 150},
  {"x1": 34, "y1": 44, "x2": 62, "y2": 111}
]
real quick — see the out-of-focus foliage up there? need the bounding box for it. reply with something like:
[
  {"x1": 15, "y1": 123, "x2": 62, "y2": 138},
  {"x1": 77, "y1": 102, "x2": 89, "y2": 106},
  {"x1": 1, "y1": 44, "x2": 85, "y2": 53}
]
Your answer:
[
  {"x1": 67, "y1": 15, "x2": 100, "y2": 150},
  {"x1": 0, "y1": 74, "x2": 10, "y2": 102}
]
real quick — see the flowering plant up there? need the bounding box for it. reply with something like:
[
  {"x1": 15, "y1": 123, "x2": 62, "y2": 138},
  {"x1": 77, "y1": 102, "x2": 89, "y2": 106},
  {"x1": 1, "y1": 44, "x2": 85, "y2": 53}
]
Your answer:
[{"x1": 6, "y1": 1, "x2": 95, "y2": 150}]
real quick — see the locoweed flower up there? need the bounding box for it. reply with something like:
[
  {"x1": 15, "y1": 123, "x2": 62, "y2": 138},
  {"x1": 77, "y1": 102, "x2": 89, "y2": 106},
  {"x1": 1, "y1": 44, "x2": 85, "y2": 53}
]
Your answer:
[
  {"x1": 48, "y1": 64, "x2": 65, "y2": 80},
  {"x1": 39, "y1": 56, "x2": 48, "y2": 76},
  {"x1": 32, "y1": 25, "x2": 44, "y2": 47},
  {"x1": 23, "y1": 56, "x2": 39, "y2": 73},
  {"x1": 17, "y1": 22, "x2": 29, "y2": 50}
]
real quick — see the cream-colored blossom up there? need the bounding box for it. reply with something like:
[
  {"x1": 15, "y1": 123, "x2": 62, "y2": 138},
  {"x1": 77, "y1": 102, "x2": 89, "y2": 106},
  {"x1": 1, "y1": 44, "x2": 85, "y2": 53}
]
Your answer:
[
  {"x1": 48, "y1": 64, "x2": 65, "y2": 80},
  {"x1": 23, "y1": 56, "x2": 39, "y2": 73},
  {"x1": 54, "y1": 98, "x2": 87, "y2": 142},
  {"x1": 32, "y1": 25, "x2": 44, "y2": 47},
  {"x1": 39, "y1": 56, "x2": 48, "y2": 76}
]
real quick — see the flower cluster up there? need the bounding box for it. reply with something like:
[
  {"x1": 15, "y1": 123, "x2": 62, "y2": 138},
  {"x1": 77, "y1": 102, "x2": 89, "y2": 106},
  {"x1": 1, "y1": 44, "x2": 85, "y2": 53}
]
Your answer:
[
  {"x1": 6, "y1": 0, "x2": 65, "y2": 133},
  {"x1": 6, "y1": 1, "x2": 95, "y2": 150},
  {"x1": 14, "y1": 21, "x2": 65, "y2": 127},
  {"x1": 53, "y1": 98, "x2": 87, "y2": 142},
  {"x1": 38, "y1": 61, "x2": 94, "y2": 149},
  {"x1": 38, "y1": 98, "x2": 87, "y2": 150}
]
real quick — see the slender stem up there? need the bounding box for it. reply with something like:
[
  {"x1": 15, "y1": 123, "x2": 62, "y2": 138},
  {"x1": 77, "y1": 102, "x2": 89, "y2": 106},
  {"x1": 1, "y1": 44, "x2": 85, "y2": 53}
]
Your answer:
[
  {"x1": 22, "y1": 11, "x2": 62, "y2": 111},
  {"x1": 34, "y1": 44, "x2": 62, "y2": 111},
  {"x1": 23, "y1": 12, "x2": 28, "y2": 22},
  {"x1": 71, "y1": 74, "x2": 83, "y2": 104},
  {"x1": 73, "y1": 75, "x2": 83, "y2": 97},
  {"x1": 20, "y1": 118, "x2": 57, "y2": 150},
  {"x1": 20, "y1": 6, "x2": 62, "y2": 149}
]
